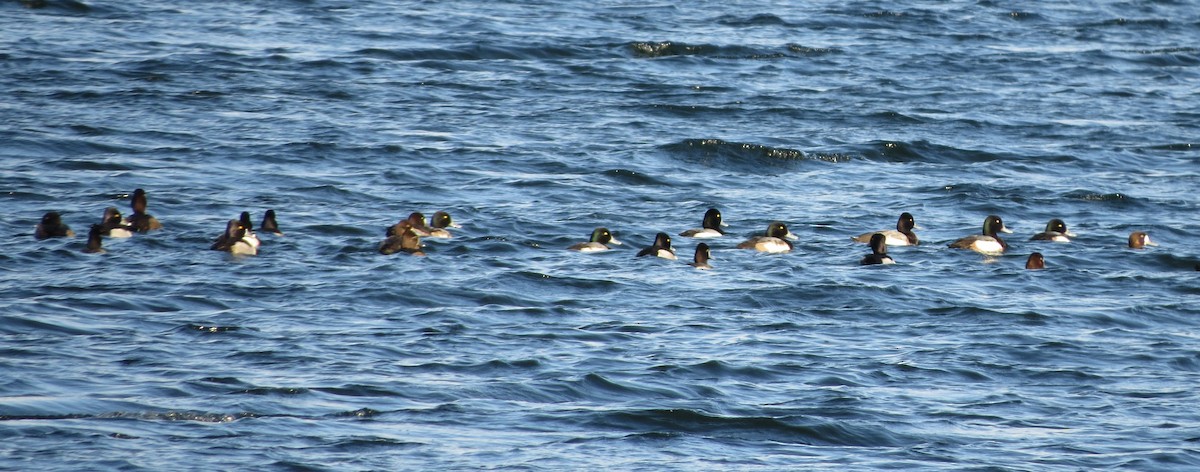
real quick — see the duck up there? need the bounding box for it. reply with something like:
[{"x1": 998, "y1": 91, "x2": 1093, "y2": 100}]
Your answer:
[
  {"x1": 398, "y1": 212, "x2": 434, "y2": 237},
  {"x1": 426, "y1": 211, "x2": 461, "y2": 238},
  {"x1": 948, "y1": 215, "x2": 1011, "y2": 255},
  {"x1": 852, "y1": 212, "x2": 919, "y2": 246},
  {"x1": 99, "y1": 207, "x2": 135, "y2": 238},
  {"x1": 260, "y1": 209, "x2": 283, "y2": 236},
  {"x1": 1128, "y1": 231, "x2": 1156, "y2": 249},
  {"x1": 567, "y1": 227, "x2": 622, "y2": 252},
  {"x1": 636, "y1": 232, "x2": 677, "y2": 259},
  {"x1": 737, "y1": 222, "x2": 797, "y2": 253},
  {"x1": 679, "y1": 208, "x2": 727, "y2": 238},
  {"x1": 126, "y1": 188, "x2": 163, "y2": 232},
  {"x1": 237, "y1": 212, "x2": 261, "y2": 249},
  {"x1": 860, "y1": 233, "x2": 895, "y2": 265},
  {"x1": 211, "y1": 219, "x2": 257, "y2": 256},
  {"x1": 379, "y1": 221, "x2": 425, "y2": 256},
  {"x1": 1025, "y1": 252, "x2": 1045, "y2": 269},
  {"x1": 690, "y1": 242, "x2": 713, "y2": 270},
  {"x1": 82, "y1": 224, "x2": 105, "y2": 254},
  {"x1": 1030, "y1": 218, "x2": 1073, "y2": 242},
  {"x1": 35, "y1": 212, "x2": 74, "y2": 239}
]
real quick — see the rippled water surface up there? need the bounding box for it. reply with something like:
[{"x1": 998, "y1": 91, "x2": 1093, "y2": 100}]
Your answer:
[{"x1": 3, "y1": 1, "x2": 1200, "y2": 470}]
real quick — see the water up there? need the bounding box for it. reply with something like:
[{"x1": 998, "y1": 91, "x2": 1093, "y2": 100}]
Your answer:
[{"x1": 2, "y1": 1, "x2": 1199, "y2": 470}]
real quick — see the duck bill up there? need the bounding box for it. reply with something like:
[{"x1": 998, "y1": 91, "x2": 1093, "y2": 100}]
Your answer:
[
  {"x1": 785, "y1": 232, "x2": 799, "y2": 240},
  {"x1": 608, "y1": 237, "x2": 623, "y2": 245},
  {"x1": 1000, "y1": 225, "x2": 1014, "y2": 234}
]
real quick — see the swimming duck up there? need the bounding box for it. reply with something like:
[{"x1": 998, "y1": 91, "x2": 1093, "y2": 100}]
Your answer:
[
  {"x1": 397, "y1": 212, "x2": 434, "y2": 237},
  {"x1": 260, "y1": 209, "x2": 283, "y2": 236},
  {"x1": 1030, "y1": 218, "x2": 1073, "y2": 242},
  {"x1": 238, "y1": 212, "x2": 261, "y2": 249},
  {"x1": 211, "y1": 219, "x2": 257, "y2": 256},
  {"x1": 948, "y1": 215, "x2": 1011, "y2": 255},
  {"x1": 1128, "y1": 231, "x2": 1157, "y2": 249},
  {"x1": 126, "y1": 189, "x2": 163, "y2": 232},
  {"x1": 690, "y1": 242, "x2": 713, "y2": 270},
  {"x1": 1025, "y1": 252, "x2": 1045, "y2": 269},
  {"x1": 35, "y1": 212, "x2": 74, "y2": 239},
  {"x1": 379, "y1": 221, "x2": 425, "y2": 256},
  {"x1": 860, "y1": 233, "x2": 895, "y2": 265},
  {"x1": 99, "y1": 207, "x2": 134, "y2": 238},
  {"x1": 82, "y1": 224, "x2": 105, "y2": 254},
  {"x1": 737, "y1": 222, "x2": 796, "y2": 253},
  {"x1": 426, "y1": 211, "x2": 461, "y2": 238},
  {"x1": 568, "y1": 227, "x2": 622, "y2": 252},
  {"x1": 679, "y1": 208, "x2": 727, "y2": 238},
  {"x1": 852, "y1": 212, "x2": 919, "y2": 246},
  {"x1": 637, "y1": 232, "x2": 677, "y2": 259}
]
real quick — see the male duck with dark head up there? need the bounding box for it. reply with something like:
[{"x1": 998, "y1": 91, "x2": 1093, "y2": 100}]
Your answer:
[
  {"x1": 211, "y1": 219, "x2": 257, "y2": 256},
  {"x1": 379, "y1": 221, "x2": 425, "y2": 256},
  {"x1": 637, "y1": 232, "x2": 677, "y2": 260},
  {"x1": 238, "y1": 211, "x2": 261, "y2": 249},
  {"x1": 260, "y1": 209, "x2": 283, "y2": 236},
  {"x1": 852, "y1": 212, "x2": 919, "y2": 246},
  {"x1": 426, "y1": 211, "x2": 461, "y2": 238},
  {"x1": 99, "y1": 207, "x2": 134, "y2": 238},
  {"x1": 690, "y1": 242, "x2": 713, "y2": 270},
  {"x1": 35, "y1": 212, "x2": 74, "y2": 239},
  {"x1": 568, "y1": 227, "x2": 622, "y2": 252},
  {"x1": 737, "y1": 222, "x2": 796, "y2": 253},
  {"x1": 126, "y1": 188, "x2": 163, "y2": 232},
  {"x1": 1030, "y1": 218, "x2": 1073, "y2": 242},
  {"x1": 860, "y1": 233, "x2": 895, "y2": 265},
  {"x1": 679, "y1": 208, "x2": 727, "y2": 239},
  {"x1": 1128, "y1": 231, "x2": 1156, "y2": 249},
  {"x1": 948, "y1": 215, "x2": 1012, "y2": 255}
]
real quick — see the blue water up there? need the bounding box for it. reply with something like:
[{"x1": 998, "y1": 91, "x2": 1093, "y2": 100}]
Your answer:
[{"x1": 3, "y1": 1, "x2": 1200, "y2": 470}]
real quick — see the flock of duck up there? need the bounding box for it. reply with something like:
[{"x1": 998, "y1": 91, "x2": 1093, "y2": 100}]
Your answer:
[
  {"x1": 33, "y1": 190, "x2": 1162, "y2": 270},
  {"x1": 558, "y1": 209, "x2": 1140, "y2": 270}
]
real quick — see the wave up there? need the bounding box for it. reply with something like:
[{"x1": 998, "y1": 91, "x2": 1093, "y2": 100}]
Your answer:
[
  {"x1": 629, "y1": 41, "x2": 832, "y2": 60},
  {"x1": 588, "y1": 408, "x2": 913, "y2": 447},
  {"x1": 661, "y1": 138, "x2": 849, "y2": 171}
]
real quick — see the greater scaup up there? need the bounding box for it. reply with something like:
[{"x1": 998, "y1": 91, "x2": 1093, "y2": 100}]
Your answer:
[
  {"x1": 637, "y1": 232, "x2": 677, "y2": 259},
  {"x1": 860, "y1": 233, "x2": 895, "y2": 265},
  {"x1": 260, "y1": 209, "x2": 283, "y2": 236},
  {"x1": 679, "y1": 208, "x2": 727, "y2": 238},
  {"x1": 568, "y1": 227, "x2": 622, "y2": 252},
  {"x1": 690, "y1": 242, "x2": 713, "y2": 270},
  {"x1": 852, "y1": 212, "x2": 919, "y2": 246},
  {"x1": 35, "y1": 212, "x2": 74, "y2": 239},
  {"x1": 211, "y1": 219, "x2": 257, "y2": 256},
  {"x1": 1128, "y1": 231, "x2": 1157, "y2": 249},
  {"x1": 948, "y1": 215, "x2": 1011, "y2": 255},
  {"x1": 379, "y1": 221, "x2": 425, "y2": 256},
  {"x1": 126, "y1": 189, "x2": 163, "y2": 232},
  {"x1": 400, "y1": 212, "x2": 434, "y2": 237},
  {"x1": 1030, "y1": 218, "x2": 1073, "y2": 242},
  {"x1": 1025, "y1": 252, "x2": 1045, "y2": 269},
  {"x1": 99, "y1": 207, "x2": 134, "y2": 238},
  {"x1": 737, "y1": 222, "x2": 796, "y2": 253},
  {"x1": 426, "y1": 211, "x2": 461, "y2": 239},
  {"x1": 238, "y1": 211, "x2": 261, "y2": 249},
  {"x1": 82, "y1": 224, "x2": 104, "y2": 254}
]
